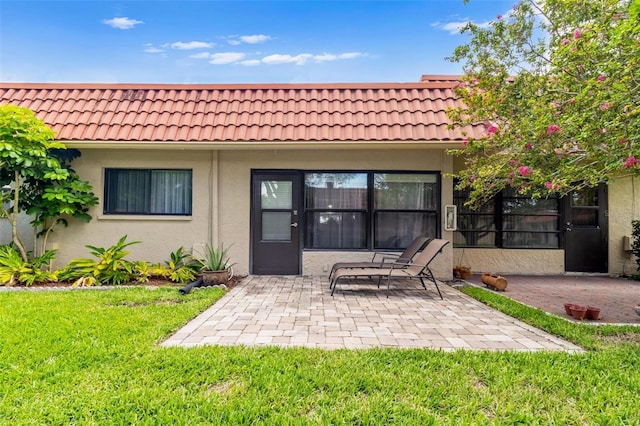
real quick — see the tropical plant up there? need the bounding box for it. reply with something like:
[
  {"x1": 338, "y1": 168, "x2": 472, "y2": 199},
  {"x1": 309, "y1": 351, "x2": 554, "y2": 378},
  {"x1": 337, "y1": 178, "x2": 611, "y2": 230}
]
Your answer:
[
  {"x1": 447, "y1": 0, "x2": 640, "y2": 206},
  {"x1": 631, "y1": 220, "x2": 640, "y2": 273},
  {"x1": 0, "y1": 105, "x2": 98, "y2": 260},
  {"x1": 155, "y1": 247, "x2": 200, "y2": 284},
  {"x1": 58, "y1": 235, "x2": 140, "y2": 286},
  {"x1": 0, "y1": 244, "x2": 58, "y2": 286},
  {"x1": 196, "y1": 243, "x2": 235, "y2": 272}
]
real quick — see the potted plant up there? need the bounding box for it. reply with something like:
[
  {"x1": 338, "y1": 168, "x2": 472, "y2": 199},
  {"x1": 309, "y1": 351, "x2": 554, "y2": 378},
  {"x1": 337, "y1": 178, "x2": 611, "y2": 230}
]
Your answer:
[
  {"x1": 196, "y1": 243, "x2": 235, "y2": 286},
  {"x1": 453, "y1": 249, "x2": 472, "y2": 280}
]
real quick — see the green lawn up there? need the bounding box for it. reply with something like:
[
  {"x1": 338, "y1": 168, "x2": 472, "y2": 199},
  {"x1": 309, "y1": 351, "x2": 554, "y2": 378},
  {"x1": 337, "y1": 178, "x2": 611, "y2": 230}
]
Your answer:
[{"x1": 1, "y1": 286, "x2": 639, "y2": 424}]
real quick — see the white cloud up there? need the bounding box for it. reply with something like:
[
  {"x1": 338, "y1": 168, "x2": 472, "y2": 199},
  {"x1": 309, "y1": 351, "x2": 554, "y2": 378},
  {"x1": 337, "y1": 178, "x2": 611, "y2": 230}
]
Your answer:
[
  {"x1": 262, "y1": 54, "x2": 313, "y2": 65},
  {"x1": 169, "y1": 41, "x2": 215, "y2": 50},
  {"x1": 189, "y1": 52, "x2": 211, "y2": 59},
  {"x1": 144, "y1": 47, "x2": 164, "y2": 54},
  {"x1": 102, "y1": 17, "x2": 143, "y2": 30},
  {"x1": 239, "y1": 34, "x2": 271, "y2": 44},
  {"x1": 240, "y1": 59, "x2": 261, "y2": 66},
  {"x1": 261, "y1": 52, "x2": 365, "y2": 65},
  {"x1": 209, "y1": 52, "x2": 246, "y2": 64},
  {"x1": 227, "y1": 40, "x2": 242, "y2": 46},
  {"x1": 435, "y1": 15, "x2": 499, "y2": 35},
  {"x1": 314, "y1": 52, "x2": 365, "y2": 62}
]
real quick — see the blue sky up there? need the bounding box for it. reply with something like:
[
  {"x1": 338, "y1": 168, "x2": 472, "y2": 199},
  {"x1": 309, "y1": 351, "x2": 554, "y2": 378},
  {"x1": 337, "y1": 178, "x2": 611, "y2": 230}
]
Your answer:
[{"x1": 0, "y1": 0, "x2": 514, "y2": 84}]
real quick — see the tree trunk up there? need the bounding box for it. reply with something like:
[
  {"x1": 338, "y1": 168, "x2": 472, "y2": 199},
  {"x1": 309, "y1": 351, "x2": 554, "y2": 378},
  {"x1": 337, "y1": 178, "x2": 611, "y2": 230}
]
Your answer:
[{"x1": 10, "y1": 172, "x2": 28, "y2": 262}]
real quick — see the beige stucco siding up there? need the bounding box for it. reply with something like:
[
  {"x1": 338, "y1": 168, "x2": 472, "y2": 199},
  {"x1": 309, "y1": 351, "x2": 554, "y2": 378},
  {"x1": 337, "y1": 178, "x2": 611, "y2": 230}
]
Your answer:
[
  {"x1": 49, "y1": 146, "x2": 455, "y2": 280},
  {"x1": 452, "y1": 248, "x2": 564, "y2": 275},
  {"x1": 217, "y1": 148, "x2": 454, "y2": 279},
  {"x1": 49, "y1": 146, "x2": 635, "y2": 278},
  {"x1": 607, "y1": 176, "x2": 639, "y2": 275},
  {"x1": 49, "y1": 149, "x2": 213, "y2": 267}
]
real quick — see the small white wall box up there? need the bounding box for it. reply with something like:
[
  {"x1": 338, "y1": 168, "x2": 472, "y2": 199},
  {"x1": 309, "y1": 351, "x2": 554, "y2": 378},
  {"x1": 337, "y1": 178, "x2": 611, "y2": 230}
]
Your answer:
[
  {"x1": 623, "y1": 236, "x2": 632, "y2": 252},
  {"x1": 444, "y1": 204, "x2": 457, "y2": 231}
]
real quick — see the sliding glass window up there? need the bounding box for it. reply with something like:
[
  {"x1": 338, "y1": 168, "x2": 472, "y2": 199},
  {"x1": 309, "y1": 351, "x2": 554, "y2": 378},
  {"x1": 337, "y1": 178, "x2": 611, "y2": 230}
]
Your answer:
[
  {"x1": 304, "y1": 172, "x2": 440, "y2": 250},
  {"x1": 104, "y1": 169, "x2": 192, "y2": 215}
]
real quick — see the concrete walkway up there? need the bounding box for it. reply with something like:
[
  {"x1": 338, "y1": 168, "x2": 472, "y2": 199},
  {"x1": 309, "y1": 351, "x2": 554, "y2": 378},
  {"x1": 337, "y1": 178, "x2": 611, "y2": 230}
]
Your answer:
[{"x1": 162, "y1": 275, "x2": 582, "y2": 352}]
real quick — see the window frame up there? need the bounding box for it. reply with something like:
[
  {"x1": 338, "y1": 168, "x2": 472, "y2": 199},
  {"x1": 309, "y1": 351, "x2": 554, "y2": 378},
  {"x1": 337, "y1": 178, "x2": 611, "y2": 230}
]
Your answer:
[
  {"x1": 303, "y1": 170, "x2": 441, "y2": 251},
  {"x1": 103, "y1": 168, "x2": 193, "y2": 216},
  {"x1": 453, "y1": 183, "x2": 561, "y2": 249}
]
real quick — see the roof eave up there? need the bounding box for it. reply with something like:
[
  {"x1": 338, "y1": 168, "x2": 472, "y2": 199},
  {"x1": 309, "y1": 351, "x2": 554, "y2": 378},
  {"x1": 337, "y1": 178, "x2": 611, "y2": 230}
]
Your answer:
[{"x1": 62, "y1": 140, "x2": 462, "y2": 150}]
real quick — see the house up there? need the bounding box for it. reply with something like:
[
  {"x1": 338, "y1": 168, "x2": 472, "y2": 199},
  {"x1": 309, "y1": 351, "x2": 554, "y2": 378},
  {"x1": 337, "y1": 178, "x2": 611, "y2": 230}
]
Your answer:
[{"x1": 1, "y1": 76, "x2": 634, "y2": 278}]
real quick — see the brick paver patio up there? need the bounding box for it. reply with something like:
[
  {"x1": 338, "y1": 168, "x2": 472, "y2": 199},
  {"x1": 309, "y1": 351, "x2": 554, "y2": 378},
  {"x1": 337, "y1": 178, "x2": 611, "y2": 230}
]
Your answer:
[
  {"x1": 466, "y1": 274, "x2": 640, "y2": 324},
  {"x1": 162, "y1": 275, "x2": 582, "y2": 352}
]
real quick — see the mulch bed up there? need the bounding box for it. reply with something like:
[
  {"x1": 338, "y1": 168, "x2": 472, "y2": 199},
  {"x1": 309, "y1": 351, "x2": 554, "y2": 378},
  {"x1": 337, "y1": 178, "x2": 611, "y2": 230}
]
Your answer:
[{"x1": 3, "y1": 274, "x2": 246, "y2": 291}]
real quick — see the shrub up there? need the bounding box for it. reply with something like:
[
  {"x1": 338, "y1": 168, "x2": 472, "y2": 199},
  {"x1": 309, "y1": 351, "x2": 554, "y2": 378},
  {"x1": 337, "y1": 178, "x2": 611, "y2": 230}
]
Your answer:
[
  {"x1": 155, "y1": 247, "x2": 200, "y2": 284},
  {"x1": 0, "y1": 245, "x2": 58, "y2": 286},
  {"x1": 632, "y1": 220, "x2": 640, "y2": 272},
  {"x1": 58, "y1": 235, "x2": 140, "y2": 286}
]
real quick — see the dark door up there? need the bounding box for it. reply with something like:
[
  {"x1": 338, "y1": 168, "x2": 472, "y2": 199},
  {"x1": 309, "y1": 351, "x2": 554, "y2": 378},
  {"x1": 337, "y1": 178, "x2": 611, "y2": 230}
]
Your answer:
[
  {"x1": 563, "y1": 185, "x2": 608, "y2": 272},
  {"x1": 251, "y1": 171, "x2": 301, "y2": 274}
]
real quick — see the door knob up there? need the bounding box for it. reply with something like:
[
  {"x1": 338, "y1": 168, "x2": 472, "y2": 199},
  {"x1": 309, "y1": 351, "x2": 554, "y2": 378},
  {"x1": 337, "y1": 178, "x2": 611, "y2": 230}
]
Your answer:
[{"x1": 290, "y1": 223, "x2": 298, "y2": 227}]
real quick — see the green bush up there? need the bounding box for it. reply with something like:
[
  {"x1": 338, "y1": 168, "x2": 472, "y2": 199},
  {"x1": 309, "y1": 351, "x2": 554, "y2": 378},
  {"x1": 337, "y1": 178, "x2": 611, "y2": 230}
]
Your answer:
[
  {"x1": 58, "y1": 235, "x2": 140, "y2": 286},
  {"x1": 0, "y1": 245, "x2": 58, "y2": 286},
  {"x1": 154, "y1": 247, "x2": 200, "y2": 284},
  {"x1": 632, "y1": 220, "x2": 640, "y2": 273}
]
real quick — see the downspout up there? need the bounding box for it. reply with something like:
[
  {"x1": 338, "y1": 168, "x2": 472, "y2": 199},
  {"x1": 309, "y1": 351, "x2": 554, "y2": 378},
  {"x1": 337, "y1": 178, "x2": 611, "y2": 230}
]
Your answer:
[{"x1": 208, "y1": 150, "x2": 220, "y2": 245}]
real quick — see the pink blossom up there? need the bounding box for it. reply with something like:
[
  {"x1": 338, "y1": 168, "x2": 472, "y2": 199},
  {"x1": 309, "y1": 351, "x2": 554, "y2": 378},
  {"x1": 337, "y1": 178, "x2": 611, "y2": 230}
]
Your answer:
[
  {"x1": 497, "y1": 14, "x2": 503, "y2": 20},
  {"x1": 547, "y1": 125, "x2": 561, "y2": 136},
  {"x1": 462, "y1": 139, "x2": 469, "y2": 147},
  {"x1": 619, "y1": 137, "x2": 628, "y2": 144},
  {"x1": 623, "y1": 156, "x2": 638, "y2": 168},
  {"x1": 487, "y1": 124, "x2": 498, "y2": 134},
  {"x1": 561, "y1": 38, "x2": 570, "y2": 46},
  {"x1": 508, "y1": 172, "x2": 515, "y2": 179},
  {"x1": 518, "y1": 166, "x2": 533, "y2": 177},
  {"x1": 525, "y1": 143, "x2": 533, "y2": 150},
  {"x1": 544, "y1": 181, "x2": 560, "y2": 190},
  {"x1": 508, "y1": 159, "x2": 519, "y2": 166},
  {"x1": 597, "y1": 74, "x2": 607, "y2": 82},
  {"x1": 573, "y1": 28, "x2": 583, "y2": 39},
  {"x1": 469, "y1": 176, "x2": 476, "y2": 183},
  {"x1": 551, "y1": 101, "x2": 560, "y2": 108},
  {"x1": 600, "y1": 103, "x2": 611, "y2": 111}
]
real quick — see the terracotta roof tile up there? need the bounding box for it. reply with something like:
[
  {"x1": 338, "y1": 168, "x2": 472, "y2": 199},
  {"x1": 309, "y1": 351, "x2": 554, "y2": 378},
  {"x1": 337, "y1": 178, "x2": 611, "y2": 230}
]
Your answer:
[{"x1": 0, "y1": 78, "x2": 484, "y2": 142}]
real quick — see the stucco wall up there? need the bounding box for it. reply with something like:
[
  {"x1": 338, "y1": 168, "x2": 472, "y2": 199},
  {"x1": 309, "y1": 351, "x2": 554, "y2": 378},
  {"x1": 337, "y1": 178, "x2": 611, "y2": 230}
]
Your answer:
[
  {"x1": 49, "y1": 149, "x2": 213, "y2": 267},
  {"x1": 607, "y1": 176, "x2": 640, "y2": 275},
  {"x1": 453, "y1": 248, "x2": 564, "y2": 275},
  {"x1": 217, "y1": 148, "x2": 454, "y2": 280}
]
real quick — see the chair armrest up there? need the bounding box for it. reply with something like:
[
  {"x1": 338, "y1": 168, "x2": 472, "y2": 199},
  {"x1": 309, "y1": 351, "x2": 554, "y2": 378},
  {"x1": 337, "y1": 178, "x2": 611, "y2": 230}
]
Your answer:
[{"x1": 371, "y1": 252, "x2": 399, "y2": 262}]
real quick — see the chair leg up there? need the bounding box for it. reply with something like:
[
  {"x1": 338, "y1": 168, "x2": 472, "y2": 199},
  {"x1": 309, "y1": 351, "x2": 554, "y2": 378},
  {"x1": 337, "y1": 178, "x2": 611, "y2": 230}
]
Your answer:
[
  {"x1": 423, "y1": 270, "x2": 443, "y2": 300},
  {"x1": 419, "y1": 277, "x2": 427, "y2": 289}
]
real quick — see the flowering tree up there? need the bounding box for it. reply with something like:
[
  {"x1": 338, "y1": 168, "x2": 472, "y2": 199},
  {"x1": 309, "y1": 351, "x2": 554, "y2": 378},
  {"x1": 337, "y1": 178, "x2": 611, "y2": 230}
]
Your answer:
[
  {"x1": 447, "y1": 0, "x2": 640, "y2": 205},
  {"x1": 0, "y1": 105, "x2": 98, "y2": 261}
]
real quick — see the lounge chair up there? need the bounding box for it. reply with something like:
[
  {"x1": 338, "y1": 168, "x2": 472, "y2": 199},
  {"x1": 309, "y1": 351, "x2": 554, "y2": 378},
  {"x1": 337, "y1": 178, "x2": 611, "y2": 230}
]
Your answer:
[
  {"x1": 330, "y1": 238, "x2": 450, "y2": 298},
  {"x1": 328, "y1": 236, "x2": 430, "y2": 284}
]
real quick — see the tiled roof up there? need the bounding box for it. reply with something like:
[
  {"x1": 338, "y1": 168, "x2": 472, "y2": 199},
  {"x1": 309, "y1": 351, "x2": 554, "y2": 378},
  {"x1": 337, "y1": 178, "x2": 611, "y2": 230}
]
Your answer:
[{"x1": 0, "y1": 77, "x2": 481, "y2": 143}]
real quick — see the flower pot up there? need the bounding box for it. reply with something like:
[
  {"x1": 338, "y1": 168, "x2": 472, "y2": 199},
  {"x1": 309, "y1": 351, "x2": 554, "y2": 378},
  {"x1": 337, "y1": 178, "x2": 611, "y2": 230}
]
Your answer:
[
  {"x1": 570, "y1": 305, "x2": 587, "y2": 320},
  {"x1": 201, "y1": 269, "x2": 231, "y2": 286},
  {"x1": 564, "y1": 303, "x2": 576, "y2": 316},
  {"x1": 453, "y1": 266, "x2": 472, "y2": 280},
  {"x1": 585, "y1": 306, "x2": 601, "y2": 320}
]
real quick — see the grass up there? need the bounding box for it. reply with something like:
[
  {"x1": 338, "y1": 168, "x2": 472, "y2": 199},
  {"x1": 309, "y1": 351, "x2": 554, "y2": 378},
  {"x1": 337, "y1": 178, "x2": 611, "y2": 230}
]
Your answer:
[{"x1": 1, "y1": 285, "x2": 639, "y2": 424}]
